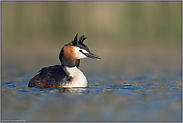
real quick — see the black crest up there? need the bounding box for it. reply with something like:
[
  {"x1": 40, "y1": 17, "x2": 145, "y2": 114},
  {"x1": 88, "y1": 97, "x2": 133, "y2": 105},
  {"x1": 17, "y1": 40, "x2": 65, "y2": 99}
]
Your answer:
[
  {"x1": 72, "y1": 34, "x2": 87, "y2": 46},
  {"x1": 79, "y1": 35, "x2": 87, "y2": 43},
  {"x1": 72, "y1": 34, "x2": 78, "y2": 46}
]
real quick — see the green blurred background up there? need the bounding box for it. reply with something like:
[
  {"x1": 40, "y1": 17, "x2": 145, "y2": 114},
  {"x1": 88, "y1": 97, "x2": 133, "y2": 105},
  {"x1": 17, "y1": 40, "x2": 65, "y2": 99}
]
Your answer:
[
  {"x1": 2, "y1": 1, "x2": 182, "y2": 75},
  {"x1": 2, "y1": 1, "x2": 181, "y2": 45}
]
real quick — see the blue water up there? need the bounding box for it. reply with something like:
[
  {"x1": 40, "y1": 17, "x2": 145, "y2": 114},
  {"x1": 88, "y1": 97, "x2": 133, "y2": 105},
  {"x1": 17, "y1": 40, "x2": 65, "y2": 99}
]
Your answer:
[{"x1": 1, "y1": 67, "x2": 182, "y2": 122}]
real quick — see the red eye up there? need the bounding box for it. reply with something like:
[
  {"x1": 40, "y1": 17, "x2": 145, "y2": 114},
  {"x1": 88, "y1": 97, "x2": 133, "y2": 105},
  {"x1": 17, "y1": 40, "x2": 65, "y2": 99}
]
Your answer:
[{"x1": 79, "y1": 50, "x2": 82, "y2": 52}]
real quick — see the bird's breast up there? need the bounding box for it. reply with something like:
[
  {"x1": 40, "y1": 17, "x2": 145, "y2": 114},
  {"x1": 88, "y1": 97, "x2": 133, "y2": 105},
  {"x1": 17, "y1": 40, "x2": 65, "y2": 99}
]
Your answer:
[{"x1": 62, "y1": 66, "x2": 88, "y2": 87}]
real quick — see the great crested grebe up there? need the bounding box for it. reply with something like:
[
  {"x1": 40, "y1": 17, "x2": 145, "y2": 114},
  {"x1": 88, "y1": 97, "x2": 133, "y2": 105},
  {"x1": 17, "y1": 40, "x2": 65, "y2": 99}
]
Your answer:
[{"x1": 28, "y1": 34, "x2": 101, "y2": 88}]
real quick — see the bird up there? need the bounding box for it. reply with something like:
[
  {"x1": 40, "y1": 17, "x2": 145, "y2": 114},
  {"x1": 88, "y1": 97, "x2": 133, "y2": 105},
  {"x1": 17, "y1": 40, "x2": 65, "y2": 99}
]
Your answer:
[{"x1": 28, "y1": 34, "x2": 101, "y2": 88}]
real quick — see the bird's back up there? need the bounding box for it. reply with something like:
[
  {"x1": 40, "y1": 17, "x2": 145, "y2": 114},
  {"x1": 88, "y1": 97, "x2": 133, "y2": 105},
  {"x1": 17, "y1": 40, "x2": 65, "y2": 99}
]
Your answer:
[{"x1": 28, "y1": 65, "x2": 68, "y2": 88}]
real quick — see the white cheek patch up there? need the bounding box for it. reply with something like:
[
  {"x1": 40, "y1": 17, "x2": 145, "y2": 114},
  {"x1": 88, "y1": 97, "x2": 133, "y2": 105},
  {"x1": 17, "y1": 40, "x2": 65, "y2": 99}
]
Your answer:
[{"x1": 73, "y1": 47, "x2": 87, "y2": 59}]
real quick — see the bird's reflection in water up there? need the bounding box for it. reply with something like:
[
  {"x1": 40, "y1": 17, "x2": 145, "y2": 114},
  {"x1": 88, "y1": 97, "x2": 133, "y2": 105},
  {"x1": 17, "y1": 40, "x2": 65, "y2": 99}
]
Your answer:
[{"x1": 62, "y1": 87, "x2": 88, "y2": 93}]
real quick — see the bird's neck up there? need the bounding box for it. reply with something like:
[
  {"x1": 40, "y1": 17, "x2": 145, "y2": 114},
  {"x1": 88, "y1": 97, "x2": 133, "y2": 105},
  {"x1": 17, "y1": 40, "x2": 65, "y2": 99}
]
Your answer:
[{"x1": 59, "y1": 48, "x2": 80, "y2": 68}]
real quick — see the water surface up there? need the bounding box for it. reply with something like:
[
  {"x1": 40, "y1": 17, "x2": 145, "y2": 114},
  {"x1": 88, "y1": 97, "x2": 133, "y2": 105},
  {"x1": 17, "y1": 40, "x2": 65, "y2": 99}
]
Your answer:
[{"x1": 2, "y1": 45, "x2": 182, "y2": 122}]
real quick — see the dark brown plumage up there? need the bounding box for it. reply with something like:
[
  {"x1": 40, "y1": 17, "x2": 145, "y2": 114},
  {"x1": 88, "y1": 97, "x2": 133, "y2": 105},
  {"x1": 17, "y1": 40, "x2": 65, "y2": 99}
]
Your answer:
[{"x1": 28, "y1": 65, "x2": 72, "y2": 88}]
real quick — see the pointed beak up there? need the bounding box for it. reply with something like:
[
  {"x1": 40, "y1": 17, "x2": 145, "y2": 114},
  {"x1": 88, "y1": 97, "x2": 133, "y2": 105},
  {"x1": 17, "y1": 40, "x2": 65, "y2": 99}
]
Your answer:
[{"x1": 83, "y1": 52, "x2": 101, "y2": 60}]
